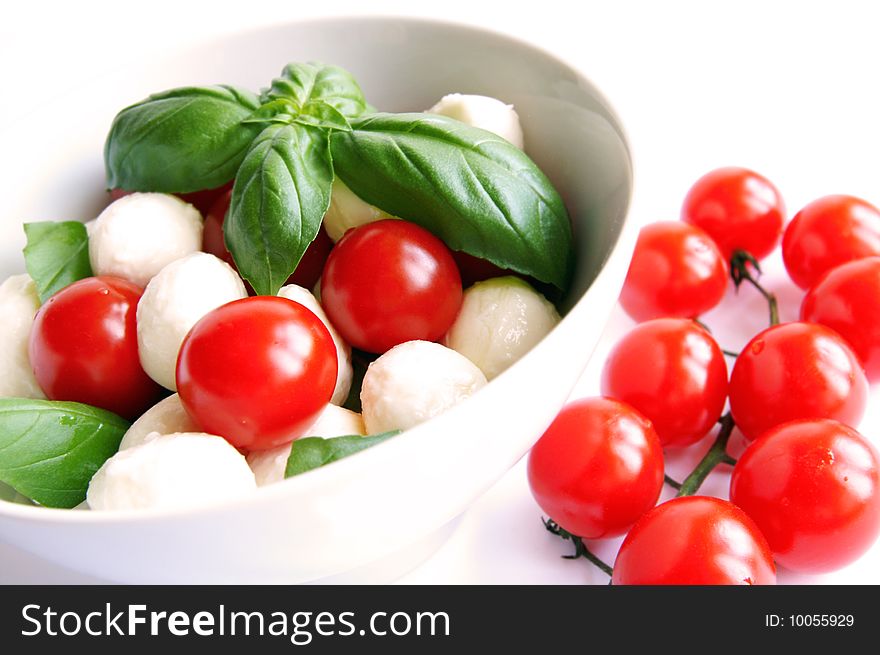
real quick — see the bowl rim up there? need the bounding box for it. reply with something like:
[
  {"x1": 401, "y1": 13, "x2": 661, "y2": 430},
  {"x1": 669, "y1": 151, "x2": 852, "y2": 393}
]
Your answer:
[{"x1": 0, "y1": 13, "x2": 637, "y2": 525}]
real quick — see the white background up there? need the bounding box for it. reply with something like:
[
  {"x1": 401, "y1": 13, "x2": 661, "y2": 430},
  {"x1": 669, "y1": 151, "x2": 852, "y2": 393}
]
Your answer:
[{"x1": 1, "y1": 0, "x2": 879, "y2": 583}]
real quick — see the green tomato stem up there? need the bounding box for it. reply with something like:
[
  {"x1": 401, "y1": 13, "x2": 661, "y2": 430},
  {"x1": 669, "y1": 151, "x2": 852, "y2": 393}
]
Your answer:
[
  {"x1": 542, "y1": 518, "x2": 613, "y2": 578},
  {"x1": 664, "y1": 474, "x2": 683, "y2": 490},
  {"x1": 730, "y1": 249, "x2": 780, "y2": 327},
  {"x1": 675, "y1": 413, "x2": 738, "y2": 498}
]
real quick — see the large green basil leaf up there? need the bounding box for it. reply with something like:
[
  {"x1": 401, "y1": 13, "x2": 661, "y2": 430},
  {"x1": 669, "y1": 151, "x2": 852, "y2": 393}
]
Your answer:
[
  {"x1": 330, "y1": 113, "x2": 574, "y2": 290},
  {"x1": 261, "y1": 62, "x2": 367, "y2": 120},
  {"x1": 0, "y1": 398, "x2": 130, "y2": 508},
  {"x1": 225, "y1": 122, "x2": 333, "y2": 296},
  {"x1": 23, "y1": 221, "x2": 92, "y2": 303},
  {"x1": 104, "y1": 85, "x2": 262, "y2": 193},
  {"x1": 285, "y1": 431, "x2": 400, "y2": 478}
]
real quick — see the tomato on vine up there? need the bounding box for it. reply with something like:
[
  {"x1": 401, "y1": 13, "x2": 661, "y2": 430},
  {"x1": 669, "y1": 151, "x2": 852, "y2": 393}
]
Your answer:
[{"x1": 730, "y1": 419, "x2": 880, "y2": 573}]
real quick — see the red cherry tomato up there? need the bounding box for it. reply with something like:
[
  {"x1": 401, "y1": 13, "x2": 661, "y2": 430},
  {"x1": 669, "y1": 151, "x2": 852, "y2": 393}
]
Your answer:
[
  {"x1": 782, "y1": 195, "x2": 880, "y2": 290},
  {"x1": 28, "y1": 276, "x2": 163, "y2": 419},
  {"x1": 730, "y1": 419, "x2": 880, "y2": 574},
  {"x1": 619, "y1": 221, "x2": 729, "y2": 322},
  {"x1": 600, "y1": 319, "x2": 728, "y2": 447},
  {"x1": 801, "y1": 256, "x2": 880, "y2": 382},
  {"x1": 202, "y1": 190, "x2": 333, "y2": 291},
  {"x1": 321, "y1": 219, "x2": 463, "y2": 353},
  {"x1": 176, "y1": 296, "x2": 338, "y2": 451},
  {"x1": 109, "y1": 182, "x2": 232, "y2": 215},
  {"x1": 681, "y1": 167, "x2": 785, "y2": 261},
  {"x1": 527, "y1": 397, "x2": 664, "y2": 539},
  {"x1": 729, "y1": 322, "x2": 867, "y2": 441},
  {"x1": 612, "y1": 496, "x2": 776, "y2": 585}
]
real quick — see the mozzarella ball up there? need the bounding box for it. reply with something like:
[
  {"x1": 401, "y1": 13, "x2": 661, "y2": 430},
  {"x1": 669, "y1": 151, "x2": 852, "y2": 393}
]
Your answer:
[
  {"x1": 444, "y1": 276, "x2": 559, "y2": 380},
  {"x1": 427, "y1": 94, "x2": 524, "y2": 149},
  {"x1": 87, "y1": 432, "x2": 256, "y2": 511},
  {"x1": 119, "y1": 393, "x2": 199, "y2": 451},
  {"x1": 137, "y1": 252, "x2": 247, "y2": 390},
  {"x1": 323, "y1": 178, "x2": 395, "y2": 242},
  {"x1": 277, "y1": 284, "x2": 352, "y2": 405},
  {"x1": 0, "y1": 274, "x2": 45, "y2": 399},
  {"x1": 361, "y1": 340, "x2": 487, "y2": 434},
  {"x1": 247, "y1": 404, "x2": 365, "y2": 486},
  {"x1": 89, "y1": 192, "x2": 203, "y2": 287}
]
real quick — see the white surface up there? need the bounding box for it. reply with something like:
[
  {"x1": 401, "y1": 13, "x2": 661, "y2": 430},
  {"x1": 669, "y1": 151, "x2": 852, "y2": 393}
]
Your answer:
[{"x1": 1, "y1": 0, "x2": 879, "y2": 583}]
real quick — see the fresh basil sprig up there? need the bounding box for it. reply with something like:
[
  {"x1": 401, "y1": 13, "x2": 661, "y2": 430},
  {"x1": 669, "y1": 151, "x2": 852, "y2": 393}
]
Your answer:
[
  {"x1": 103, "y1": 61, "x2": 573, "y2": 296},
  {"x1": 225, "y1": 123, "x2": 333, "y2": 296},
  {"x1": 105, "y1": 85, "x2": 262, "y2": 193},
  {"x1": 330, "y1": 113, "x2": 574, "y2": 290},
  {"x1": 285, "y1": 431, "x2": 400, "y2": 478},
  {"x1": 0, "y1": 398, "x2": 130, "y2": 508},
  {"x1": 23, "y1": 221, "x2": 93, "y2": 303}
]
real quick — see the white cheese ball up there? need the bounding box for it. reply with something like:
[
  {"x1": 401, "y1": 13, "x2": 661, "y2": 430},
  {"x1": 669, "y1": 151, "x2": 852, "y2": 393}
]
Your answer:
[
  {"x1": 444, "y1": 276, "x2": 560, "y2": 380},
  {"x1": 277, "y1": 284, "x2": 352, "y2": 405},
  {"x1": 89, "y1": 192, "x2": 203, "y2": 288},
  {"x1": 427, "y1": 94, "x2": 524, "y2": 149},
  {"x1": 361, "y1": 340, "x2": 487, "y2": 434},
  {"x1": 119, "y1": 393, "x2": 200, "y2": 451},
  {"x1": 246, "y1": 404, "x2": 365, "y2": 487},
  {"x1": 137, "y1": 252, "x2": 247, "y2": 390},
  {"x1": 323, "y1": 178, "x2": 395, "y2": 242},
  {"x1": 87, "y1": 432, "x2": 256, "y2": 511},
  {"x1": 0, "y1": 275, "x2": 45, "y2": 399}
]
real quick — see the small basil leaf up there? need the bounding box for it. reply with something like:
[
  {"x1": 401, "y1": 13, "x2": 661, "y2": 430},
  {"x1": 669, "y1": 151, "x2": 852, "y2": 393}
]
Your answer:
[
  {"x1": 225, "y1": 123, "x2": 333, "y2": 296},
  {"x1": 294, "y1": 101, "x2": 352, "y2": 132},
  {"x1": 0, "y1": 398, "x2": 130, "y2": 508},
  {"x1": 241, "y1": 98, "x2": 299, "y2": 126},
  {"x1": 330, "y1": 113, "x2": 574, "y2": 290},
  {"x1": 104, "y1": 85, "x2": 262, "y2": 193},
  {"x1": 285, "y1": 431, "x2": 401, "y2": 478},
  {"x1": 23, "y1": 221, "x2": 93, "y2": 303},
  {"x1": 261, "y1": 62, "x2": 367, "y2": 119}
]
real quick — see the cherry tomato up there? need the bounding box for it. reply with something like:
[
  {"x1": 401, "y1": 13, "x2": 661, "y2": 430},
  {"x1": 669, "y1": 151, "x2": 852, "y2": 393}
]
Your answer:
[
  {"x1": 801, "y1": 256, "x2": 880, "y2": 382},
  {"x1": 109, "y1": 182, "x2": 232, "y2": 215},
  {"x1": 176, "y1": 296, "x2": 338, "y2": 451},
  {"x1": 202, "y1": 190, "x2": 333, "y2": 291},
  {"x1": 681, "y1": 167, "x2": 785, "y2": 261},
  {"x1": 527, "y1": 397, "x2": 664, "y2": 539},
  {"x1": 28, "y1": 276, "x2": 163, "y2": 419},
  {"x1": 600, "y1": 319, "x2": 728, "y2": 447},
  {"x1": 612, "y1": 496, "x2": 776, "y2": 585},
  {"x1": 619, "y1": 221, "x2": 729, "y2": 322},
  {"x1": 729, "y1": 322, "x2": 867, "y2": 441},
  {"x1": 782, "y1": 195, "x2": 880, "y2": 290},
  {"x1": 730, "y1": 419, "x2": 880, "y2": 573},
  {"x1": 321, "y1": 219, "x2": 463, "y2": 353}
]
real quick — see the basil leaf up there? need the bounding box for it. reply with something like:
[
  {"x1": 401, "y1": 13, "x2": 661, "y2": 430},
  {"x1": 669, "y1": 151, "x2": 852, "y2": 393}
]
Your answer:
[
  {"x1": 23, "y1": 221, "x2": 92, "y2": 303},
  {"x1": 285, "y1": 431, "x2": 401, "y2": 478},
  {"x1": 225, "y1": 123, "x2": 333, "y2": 296},
  {"x1": 104, "y1": 85, "x2": 262, "y2": 193},
  {"x1": 0, "y1": 398, "x2": 130, "y2": 508},
  {"x1": 262, "y1": 62, "x2": 367, "y2": 120},
  {"x1": 330, "y1": 113, "x2": 574, "y2": 290}
]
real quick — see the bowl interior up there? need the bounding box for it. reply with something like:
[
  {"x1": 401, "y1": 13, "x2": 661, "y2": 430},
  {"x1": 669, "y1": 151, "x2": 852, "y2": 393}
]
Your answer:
[{"x1": 0, "y1": 17, "x2": 633, "y2": 582}]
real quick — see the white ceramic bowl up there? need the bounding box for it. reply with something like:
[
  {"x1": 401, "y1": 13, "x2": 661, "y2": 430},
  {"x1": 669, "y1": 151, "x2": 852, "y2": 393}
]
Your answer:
[{"x1": 0, "y1": 17, "x2": 634, "y2": 583}]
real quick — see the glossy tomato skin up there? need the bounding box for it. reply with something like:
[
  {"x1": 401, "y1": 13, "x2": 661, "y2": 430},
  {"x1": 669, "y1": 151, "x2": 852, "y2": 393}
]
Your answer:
[
  {"x1": 176, "y1": 296, "x2": 338, "y2": 451},
  {"x1": 202, "y1": 190, "x2": 333, "y2": 291},
  {"x1": 600, "y1": 319, "x2": 728, "y2": 447},
  {"x1": 527, "y1": 397, "x2": 664, "y2": 539},
  {"x1": 321, "y1": 219, "x2": 462, "y2": 354},
  {"x1": 782, "y1": 195, "x2": 880, "y2": 290},
  {"x1": 681, "y1": 167, "x2": 785, "y2": 261},
  {"x1": 109, "y1": 182, "x2": 232, "y2": 215},
  {"x1": 620, "y1": 221, "x2": 729, "y2": 322},
  {"x1": 801, "y1": 256, "x2": 880, "y2": 382},
  {"x1": 612, "y1": 496, "x2": 776, "y2": 585},
  {"x1": 730, "y1": 419, "x2": 880, "y2": 573},
  {"x1": 729, "y1": 322, "x2": 867, "y2": 441},
  {"x1": 29, "y1": 276, "x2": 164, "y2": 419}
]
